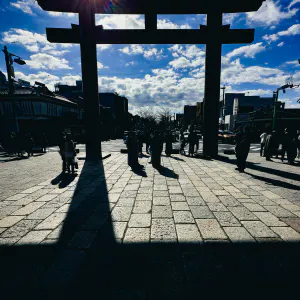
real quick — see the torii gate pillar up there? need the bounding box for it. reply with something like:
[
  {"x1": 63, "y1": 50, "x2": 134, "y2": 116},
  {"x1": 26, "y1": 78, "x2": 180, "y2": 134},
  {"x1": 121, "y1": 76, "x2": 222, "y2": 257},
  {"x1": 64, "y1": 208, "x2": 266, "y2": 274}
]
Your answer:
[
  {"x1": 202, "y1": 13, "x2": 222, "y2": 158},
  {"x1": 79, "y1": 9, "x2": 102, "y2": 160}
]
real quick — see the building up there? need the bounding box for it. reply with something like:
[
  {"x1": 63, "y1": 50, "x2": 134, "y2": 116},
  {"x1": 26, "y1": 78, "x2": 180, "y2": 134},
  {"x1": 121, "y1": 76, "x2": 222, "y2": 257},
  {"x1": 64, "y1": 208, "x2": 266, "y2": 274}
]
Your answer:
[
  {"x1": 184, "y1": 105, "x2": 197, "y2": 126},
  {"x1": 54, "y1": 81, "x2": 84, "y2": 106},
  {"x1": 0, "y1": 71, "x2": 7, "y2": 90},
  {"x1": 220, "y1": 93, "x2": 274, "y2": 131},
  {"x1": 99, "y1": 93, "x2": 129, "y2": 138},
  {"x1": 0, "y1": 86, "x2": 83, "y2": 145}
]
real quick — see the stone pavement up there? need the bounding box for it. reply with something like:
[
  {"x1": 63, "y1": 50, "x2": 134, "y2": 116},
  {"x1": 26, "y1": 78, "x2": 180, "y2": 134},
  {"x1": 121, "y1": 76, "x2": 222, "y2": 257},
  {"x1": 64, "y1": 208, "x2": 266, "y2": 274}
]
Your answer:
[{"x1": 0, "y1": 150, "x2": 300, "y2": 298}]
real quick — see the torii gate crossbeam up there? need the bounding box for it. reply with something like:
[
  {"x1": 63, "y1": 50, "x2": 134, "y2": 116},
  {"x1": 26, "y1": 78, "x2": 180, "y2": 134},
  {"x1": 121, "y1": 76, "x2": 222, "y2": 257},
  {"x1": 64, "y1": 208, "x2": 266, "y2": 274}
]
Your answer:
[{"x1": 37, "y1": 0, "x2": 265, "y2": 160}]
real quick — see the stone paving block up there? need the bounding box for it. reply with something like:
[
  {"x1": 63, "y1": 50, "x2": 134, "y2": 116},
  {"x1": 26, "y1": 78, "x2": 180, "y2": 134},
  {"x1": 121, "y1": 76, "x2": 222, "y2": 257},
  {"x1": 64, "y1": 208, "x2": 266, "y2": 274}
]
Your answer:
[
  {"x1": 200, "y1": 192, "x2": 220, "y2": 203},
  {"x1": 68, "y1": 231, "x2": 98, "y2": 248},
  {"x1": 190, "y1": 206, "x2": 214, "y2": 219},
  {"x1": 151, "y1": 219, "x2": 177, "y2": 241},
  {"x1": 170, "y1": 194, "x2": 186, "y2": 202},
  {"x1": 116, "y1": 198, "x2": 135, "y2": 207},
  {"x1": 213, "y1": 211, "x2": 241, "y2": 226},
  {"x1": 35, "y1": 213, "x2": 67, "y2": 230},
  {"x1": 21, "y1": 186, "x2": 44, "y2": 194},
  {"x1": 153, "y1": 190, "x2": 168, "y2": 197},
  {"x1": 82, "y1": 213, "x2": 108, "y2": 230},
  {"x1": 154, "y1": 185, "x2": 168, "y2": 191},
  {"x1": 281, "y1": 204, "x2": 300, "y2": 212},
  {"x1": 264, "y1": 205, "x2": 296, "y2": 218},
  {"x1": 0, "y1": 215, "x2": 24, "y2": 228},
  {"x1": 219, "y1": 196, "x2": 241, "y2": 207},
  {"x1": 123, "y1": 228, "x2": 150, "y2": 243},
  {"x1": 212, "y1": 190, "x2": 230, "y2": 196},
  {"x1": 243, "y1": 203, "x2": 266, "y2": 212},
  {"x1": 271, "y1": 227, "x2": 300, "y2": 242},
  {"x1": 6, "y1": 193, "x2": 27, "y2": 201},
  {"x1": 223, "y1": 186, "x2": 241, "y2": 193},
  {"x1": 280, "y1": 218, "x2": 300, "y2": 233},
  {"x1": 207, "y1": 203, "x2": 228, "y2": 212},
  {"x1": 253, "y1": 212, "x2": 287, "y2": 227},
  {"x1": 176, "y1": 224, "x2": 202, "y2": 243},
  {"x1": 27, "y1": 207, "x2": 57, "y2": 220},
  {"x1": 195, "y1": 186, "x2": 211, "y2": 192},
  {"x1": 139, "y1": 188, "x2": 153, "y2": 194},
  {"x1": 0, "y1": 205, "x2": 23, "y2": 219},
  {"x1": 121, "y1": 190, "x2": 137, "y2": 198},
  {"x1": 228, "y1": 206, "x2": 258, "y2": 221},
  {"x1": 17, "y1": 230, "x2": 51, "y2": 245},
  {"x1": 271, "y1": 198, "x2": 294, "y2": 206},
  {"x1": 241, "y1": 221, "x2": 278, "y2": 238},
  {"x1": 171, "y1": 202, "x2": 190, "y2": 211},
  {"x1": 182, "y1": 189, "x2": 200, "y2": 197},
  {"x1": 260, "y1": 190, "x2": 281, "y2": 200},
  {"x1": 1, "y1": 219, "x2": 41, "y2": 238},
  {"x1": 124, "y1": 184, "x2": 140, "y2": 191},
  {"x1": 128, "y1": 213, "x2": 151, "y2": 228},
  {"x1": 133, "y1": 201, "x2": 152, "y2": 214},
  {"x1": 251, "y1": 196, "x2": 276, "y2": 206},
  {"x1": 186, "y1": 196, "x2": 205, "y2": 206},
  {"x1": 196, "y1": 219, "x2": 227, "y2": 240},
  {"x1": 35, "y1": 194, "x2": 57, "y2": 202},
  {"x1": 152, "y1": 205, "x2": 172, "y2": 218},
  {"x1": 153, "y1": 196, "x2": 170, "y2": 206},
  {"x1": 230, "y1": 193, "x2": 250, "y2": 199},
  {"x1": 168, "y1": 186, "x2": 183, "y2": 194},
  {"x1": 111, "y1": 206, "x2": 132, "y2": 222},
  {"x1": 136, "y1": 194, "x2": 152, "y2": 201},
  {"x1": 173, "y1": 211, "x2": 194, "y2": 224},
  {"x1": 223, "y1": 227, "x2": 255, "y2": 243},
  {"x1": 11, "y1": 201, "x2": 46, "y2": 216}
]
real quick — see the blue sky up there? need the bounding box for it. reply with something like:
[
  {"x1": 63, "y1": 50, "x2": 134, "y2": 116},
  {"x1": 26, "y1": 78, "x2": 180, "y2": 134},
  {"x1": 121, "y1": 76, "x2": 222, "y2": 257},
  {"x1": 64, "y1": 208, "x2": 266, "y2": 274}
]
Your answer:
[{"x1": 0, "y1": 0, "x2": 299, "y2": 113}]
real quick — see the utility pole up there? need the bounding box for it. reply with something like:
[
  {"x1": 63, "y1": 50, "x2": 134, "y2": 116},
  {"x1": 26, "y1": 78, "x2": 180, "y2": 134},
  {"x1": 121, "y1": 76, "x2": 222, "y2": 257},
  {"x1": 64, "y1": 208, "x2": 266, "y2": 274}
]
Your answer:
[
  {"x1": 2, "y1": 45, "x2": 26, "y2": 133},
  {"x1": 220, "y1": 85, "x2": 226, "y2": 129}
]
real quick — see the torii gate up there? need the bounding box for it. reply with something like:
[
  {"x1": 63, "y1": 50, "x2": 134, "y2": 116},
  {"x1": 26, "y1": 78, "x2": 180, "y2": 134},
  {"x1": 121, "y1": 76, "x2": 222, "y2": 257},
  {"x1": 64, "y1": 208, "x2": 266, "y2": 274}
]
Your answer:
[{"x1": 37, "y1": 0, "x2": 265, "y2": 160}]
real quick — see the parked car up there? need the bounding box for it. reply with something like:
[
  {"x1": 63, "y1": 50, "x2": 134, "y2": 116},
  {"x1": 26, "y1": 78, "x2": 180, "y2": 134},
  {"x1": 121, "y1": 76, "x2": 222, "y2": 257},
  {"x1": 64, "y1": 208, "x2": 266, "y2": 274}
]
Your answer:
[{"x1": 218, "y1": 130, "x2": 235, "y2": 144}]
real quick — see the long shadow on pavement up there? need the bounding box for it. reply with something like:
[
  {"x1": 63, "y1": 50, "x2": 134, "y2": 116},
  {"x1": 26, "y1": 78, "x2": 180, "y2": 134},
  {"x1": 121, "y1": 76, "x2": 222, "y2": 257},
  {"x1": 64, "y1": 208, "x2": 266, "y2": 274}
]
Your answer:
[{"x1": 0, "y1": 157, "x2": 300, "y2": 298}]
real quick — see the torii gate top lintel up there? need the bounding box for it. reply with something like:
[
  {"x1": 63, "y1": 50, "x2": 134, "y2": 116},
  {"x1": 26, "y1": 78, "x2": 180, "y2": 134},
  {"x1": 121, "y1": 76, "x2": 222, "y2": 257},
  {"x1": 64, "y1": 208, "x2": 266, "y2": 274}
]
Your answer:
[{"x1": 37, "y1": 0, "x2": 265, "y2": 14}]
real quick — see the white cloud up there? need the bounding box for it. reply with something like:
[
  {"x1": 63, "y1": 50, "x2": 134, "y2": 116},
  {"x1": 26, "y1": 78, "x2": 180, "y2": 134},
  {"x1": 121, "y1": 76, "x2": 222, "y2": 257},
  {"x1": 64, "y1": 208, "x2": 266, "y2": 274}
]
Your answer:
[
  {"x1": 169, "y1": 57, "x2": 191, "y2": 69},
  {"x1": 97, "y1": 62, "x2": 108, "y2": 69},
  {"x1": 96, "y1": 15, "x2": 144, "y2": 29},
  {"x1": 120, "y1": 45, "x2": 165, "y2": 60},
  {"x1": 48, "y1": 12, "x2": 76, "y2": 17},
  {"x1": 157, "y1": 19, "x2": 191, "y2": 29},
  {"x1": 263, "y1": 24, "x2": 300, "y2": 43},
  {"x1": 246, "y1": 0, "x2": 299, "y2": 26},
  {"x1": 14, "y1": 71, "x2": 60, "y2": 91},
  {"x1": 223, "y1": 13, "x2": 241, "y2": 25},
  {"x1": 226, "y1": 43, "x2": 266, "y2": 59},
  {"x1": 288, "y1": 0, "x2": 300, "y2": 9},
  {"x1": 125, "y1": 61, "x2": 135, "y2": 67},
  {"x1": 26, "y1": 53, "x2": 72, "y2": 70},
  {"x1": 60, "y1": 75, "x2": 82, "y2": 86},
  {"x1": 168, "y1": 45, "x2": 205, "y2": 59},
  {"x1": 277, "y1": 42, "x2": 284, "y2": 47},
  {"x1": 10, "y1": 0, "x2": 41, "y2": 15},
  {"x1": 97, "y1": 44, "x2": 112, "y2": 52},
  {"x1": 285, "y1": 60, "x2": 300, "y2": 66},
  {"x1": 2, "y1": 28, "x2": 73, "y2": 55}
]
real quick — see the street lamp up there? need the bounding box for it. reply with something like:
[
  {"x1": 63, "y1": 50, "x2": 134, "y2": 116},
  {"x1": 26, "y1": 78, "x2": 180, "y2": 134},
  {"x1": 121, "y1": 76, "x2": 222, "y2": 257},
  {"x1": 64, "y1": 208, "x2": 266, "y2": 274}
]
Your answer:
[{"x1": 2, "y1": 45, "x2": 26, "y2": 133}]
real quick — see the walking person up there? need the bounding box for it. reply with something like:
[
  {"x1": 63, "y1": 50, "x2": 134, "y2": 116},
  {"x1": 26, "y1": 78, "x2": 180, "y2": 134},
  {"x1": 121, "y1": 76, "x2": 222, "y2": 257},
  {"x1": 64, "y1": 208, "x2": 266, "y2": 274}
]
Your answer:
[
  {"x1": 127, "y1": 131, "x2": 142, "y2": 170},
  {"x1": 188, "y1": 129, "x2": 197, "y2": 156},
  {"x1": 260, "y1": 130, "x2": 267, "y2": 157},
  {"x1": 296, "y1": 129, "x2": 300, "y2": 160},
  {"x1": 63, "y1": 134, "x2": 76, "y2": 174},
  {"x1": 42, "y1": 133, "x2": 48, "y2": 153},
  {"x1": 264, "y1": 131, "x2": 276, "y2": 161},
  {"x1": 281, "y1": 128, "x2": 290, "y2": 162},
  {"x1": 151, "y1": 131, "x2": 163, "y2": 169},
  {"x1": 286, "y1": 132, "x2": 297, "y2": 165},
  {"x1": 59, "y1": 133, "x2": 67, "y2": 173},
  {"x1": 235, "y1": 127, "x2": 250, "y2": 172},
  {"x1": 165, "y1": 130, "x2": 173, "y2": 157},
  {"x1": 25, "y1": 133, "x2": 34, "y2": 158}
]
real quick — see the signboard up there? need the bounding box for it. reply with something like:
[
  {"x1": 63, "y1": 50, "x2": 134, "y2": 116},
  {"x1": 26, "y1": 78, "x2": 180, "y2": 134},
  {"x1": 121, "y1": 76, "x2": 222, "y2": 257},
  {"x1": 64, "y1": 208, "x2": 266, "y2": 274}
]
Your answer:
[
  {"x1": 18, "y1": 79, "x2": 30, "y2": 87},
  {"x1": 233, "y1": 98, "x2": 239, "y2": 115}
]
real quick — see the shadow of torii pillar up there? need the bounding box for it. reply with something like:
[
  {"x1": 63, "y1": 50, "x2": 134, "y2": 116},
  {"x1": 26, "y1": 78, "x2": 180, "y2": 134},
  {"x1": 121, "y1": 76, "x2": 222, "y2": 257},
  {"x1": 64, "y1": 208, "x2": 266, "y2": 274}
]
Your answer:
[{"x1": 37, "y1": 0, "x2": 266, "y2": 160}]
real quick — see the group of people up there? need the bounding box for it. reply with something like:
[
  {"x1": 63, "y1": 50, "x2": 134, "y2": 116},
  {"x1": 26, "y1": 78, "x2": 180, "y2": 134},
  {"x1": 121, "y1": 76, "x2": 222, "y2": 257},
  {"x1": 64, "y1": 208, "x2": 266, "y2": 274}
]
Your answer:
[
  {"x1": 260, "y1": 128, "x2": 300, "y2": 165},
  {"x1": 179, "y1": 129, "x2": 199, "y2": 156},
  {"x1": 127, "y1": 130, "x2": 173, "y2": 170},
  {"x1": 1, "y1": 132, "x2": 47, "y2": 158},
  {"x1": 58, "y1": 133, "x2": 78, "y2": 175}
]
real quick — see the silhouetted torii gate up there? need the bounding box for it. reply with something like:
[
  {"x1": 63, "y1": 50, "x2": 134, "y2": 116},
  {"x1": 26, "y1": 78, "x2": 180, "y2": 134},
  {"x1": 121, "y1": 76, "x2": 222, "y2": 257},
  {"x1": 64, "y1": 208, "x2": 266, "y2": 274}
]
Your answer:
[{"x1": 37, "y1": 0, "x2": 265, "y2": 160}]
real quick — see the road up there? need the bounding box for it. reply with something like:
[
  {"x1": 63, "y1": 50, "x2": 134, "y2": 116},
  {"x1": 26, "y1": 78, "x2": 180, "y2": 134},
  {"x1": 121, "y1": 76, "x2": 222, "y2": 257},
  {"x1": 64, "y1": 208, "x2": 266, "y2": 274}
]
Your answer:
[{"x1": 47, "y1": 139, "x2": 261, "y2": 153}]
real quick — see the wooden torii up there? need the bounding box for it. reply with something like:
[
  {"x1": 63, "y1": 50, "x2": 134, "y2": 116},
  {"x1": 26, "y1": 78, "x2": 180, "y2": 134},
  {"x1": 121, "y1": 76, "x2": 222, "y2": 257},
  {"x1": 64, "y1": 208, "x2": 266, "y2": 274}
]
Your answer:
[{"x1": 37, "y1": 0, "x2": 265, "y2": 160}]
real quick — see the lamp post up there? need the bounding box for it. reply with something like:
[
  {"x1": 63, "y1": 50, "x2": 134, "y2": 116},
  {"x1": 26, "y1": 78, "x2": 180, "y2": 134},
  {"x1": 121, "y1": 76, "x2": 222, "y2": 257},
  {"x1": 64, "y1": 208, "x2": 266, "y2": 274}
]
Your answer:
[{"x1": 2, "y1": 45, "x2": 26, "y2": 133}]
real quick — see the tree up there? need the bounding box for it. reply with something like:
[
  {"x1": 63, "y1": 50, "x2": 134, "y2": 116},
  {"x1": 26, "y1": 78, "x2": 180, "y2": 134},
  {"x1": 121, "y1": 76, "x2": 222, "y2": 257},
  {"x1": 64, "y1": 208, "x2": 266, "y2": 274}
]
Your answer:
[
  {"x1": 157, "y1": 107, "x2": 173, "y2": 129},
  {"x1": 136, "y1": 107, "x2": 157, "y2": 130}
]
